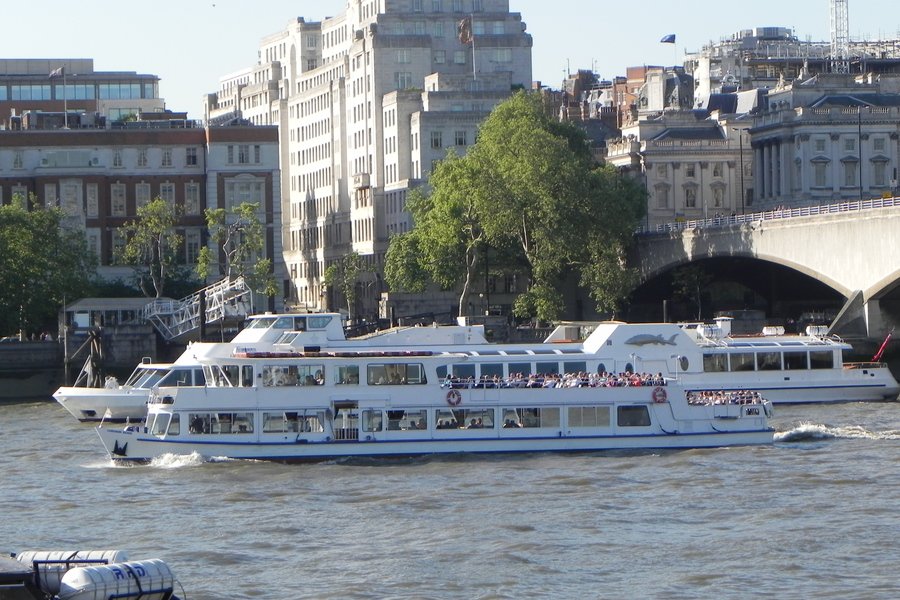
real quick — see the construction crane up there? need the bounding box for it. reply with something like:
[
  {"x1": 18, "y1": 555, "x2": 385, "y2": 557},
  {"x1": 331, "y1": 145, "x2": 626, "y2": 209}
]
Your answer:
[{"x1": 830, "y1": 0, "x2": 850, "y2": 73}]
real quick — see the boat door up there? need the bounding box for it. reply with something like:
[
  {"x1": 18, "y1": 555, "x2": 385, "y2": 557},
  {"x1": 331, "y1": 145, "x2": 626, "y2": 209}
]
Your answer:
[{"x1": 331, "y1": 400, "x2": 360, "y2": 441}]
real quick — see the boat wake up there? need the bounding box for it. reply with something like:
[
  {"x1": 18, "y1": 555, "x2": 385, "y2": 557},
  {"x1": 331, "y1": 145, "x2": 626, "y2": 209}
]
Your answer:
[
  {"x1": 149, "y1": 452, "x2": 206, "y2": 469},
  {"x1": 776, "y1": 422, "x2": 900, "y2": 442}
]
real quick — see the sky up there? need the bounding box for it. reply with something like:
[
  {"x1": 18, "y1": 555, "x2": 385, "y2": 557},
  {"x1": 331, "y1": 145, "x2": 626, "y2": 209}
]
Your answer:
[{"x1": 4, "y1": 0, "x2": 897, "y2": 119}]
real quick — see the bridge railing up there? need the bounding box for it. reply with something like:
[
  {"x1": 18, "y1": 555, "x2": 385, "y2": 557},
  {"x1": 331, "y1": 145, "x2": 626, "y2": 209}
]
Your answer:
[{"x1": 636, "y1": 196, "x2": 900, "y2": 235}]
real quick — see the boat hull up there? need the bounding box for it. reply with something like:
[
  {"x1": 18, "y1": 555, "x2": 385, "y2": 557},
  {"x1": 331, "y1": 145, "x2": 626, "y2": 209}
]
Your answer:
[
  {"x1": 53, "y1": 387, "x2": 150, "y2": 422},
  {"x1": 97, "y1": 425, "x2": 774, "y2": 463}
]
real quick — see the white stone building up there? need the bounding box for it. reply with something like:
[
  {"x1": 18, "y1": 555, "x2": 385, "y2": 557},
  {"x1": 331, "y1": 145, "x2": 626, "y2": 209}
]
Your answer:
[{"x1": 205, "y1": 0, "x2": 533, "y2": 317}]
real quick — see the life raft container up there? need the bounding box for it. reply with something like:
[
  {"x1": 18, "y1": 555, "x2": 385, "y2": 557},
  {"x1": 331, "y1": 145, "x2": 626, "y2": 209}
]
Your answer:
[
  {"x1": 57, "y1": 558, "x2": 178, "y2": 600},
  {"x1": 15, "y1": 550, "x2": 128, "y2": 596}
]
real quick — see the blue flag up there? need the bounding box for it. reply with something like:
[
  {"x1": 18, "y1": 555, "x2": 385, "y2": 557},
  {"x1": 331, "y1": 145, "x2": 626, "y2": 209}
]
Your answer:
[{"x1": 660, "y1": 34, "x2": 676, "y2": 44}]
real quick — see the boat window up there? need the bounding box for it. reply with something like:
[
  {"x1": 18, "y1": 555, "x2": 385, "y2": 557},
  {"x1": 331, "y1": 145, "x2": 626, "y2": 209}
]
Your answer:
[
  {"x1": 783, "y1": 351, "x2": 808, "y2": 370},
  {"x1": 158, "y1": 369, "x2": 192, "y2": 387},
  {"x1": 437, "y1": 408, "x2": 494, "y2": 429},
  {"x1": 385, "y1": 409, "x2": 428, "y2": 431},
  {"x1": 597, "y1": 363, "x2": 607, "y2": 375},
  {"x1": 247, "y1": 317, "x2": 276, "y2": 330},
  {"x1": 188, "y1": 412, "x2": 254, "y2": 434},
  {"x1": 167, "y1": 414, "x2": 180, "y2": 436},
  {"x1": 362, "y1": 409, "x2": 383, "y2": 432},
  {"x1": 729, "y1": 353, "x2": 755, "y2": 372},
  {"x1": 263, "y1": 410, "x2": 324, "y2": 433},
  {"x1": 263, "y1": 364, "x2": 324, "y2": 386},
  {"x1": 810, "y1": 350, "x2": 834, "y2": 369},
  {"x1": 568, "y1": 406, "x2": 611, "y2": 428},
  {"x1": 193, "y1": 369, "x2": 205, "y2": 386},
  {"x1": 449, "y1": 364, "x2": 476, "y2": 380},
  {"x1": 307, "y1": 315, "x2": 332, "y2": 329},
  {"x1": 503, "y1": 407, "x2": 560, "y2": 428},
  {"x1": 756, "y1": 352, "x2": 781, "y2": 371},
  {"x1": 703, "y1": 354, "x2": 728, "y2": 373},
  {"x1": 531, "y1": 348, "x2": 556, "y2": 355},
  {"x1": 536, "y1": 361, "x2": 559, "y2": 375},
  {"x1": 368, "y1": 363, "x2": 427, "y2": 385},
  {"x1": 273, "y1": 316, "x2": 295, "y2": 329},
  {"x1": 436, "y1": 365, "x2": 448, "y2": 379},
  {"x1": 335, "y1": 365, "x2": 360, "y2": 384},
  {"x1": 133, "y1": 368, "x2": 167, "y2": 388},
  {"x1": 149, "y1": 413, "x2": 171, "y2": 436},
  {"x1": 617, "y1": 406, "x2": 651, "y2": 427},
  {"x1": 563, "y1": 361, "x2": 587, "y2": 374},
  {"x1": 221, "y1": 365, "x2": 241, "y2": 386},
  {"x1": 480, "y1": 363, "x2": 504, "y2": 378},
  {"x1": 507, "y1": 362, "x2": 531, "y2": 377}
]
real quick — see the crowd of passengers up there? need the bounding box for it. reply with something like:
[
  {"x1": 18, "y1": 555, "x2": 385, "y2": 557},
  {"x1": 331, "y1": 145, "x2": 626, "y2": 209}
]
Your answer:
[
  {"x1": 686, "y1": 390, "x2": 765, "y2": 405},
  {"x1": 442, "y1": 371, "x2": 667, "y2": 389}
]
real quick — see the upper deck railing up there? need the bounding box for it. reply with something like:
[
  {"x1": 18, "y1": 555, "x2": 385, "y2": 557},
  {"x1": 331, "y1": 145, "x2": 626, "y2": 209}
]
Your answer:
[{"x1": 636, "y1": 196, "x2": 900, "y2": 236}]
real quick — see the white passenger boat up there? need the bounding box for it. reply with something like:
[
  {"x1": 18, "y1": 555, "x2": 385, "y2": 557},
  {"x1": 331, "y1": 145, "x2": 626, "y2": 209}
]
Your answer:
[
  {"x1": 53, "y1": 313, "x2": 327, "y2": 422},
  {"x1": 96, "y1": 343, "x2": 774, "y2": 462}
]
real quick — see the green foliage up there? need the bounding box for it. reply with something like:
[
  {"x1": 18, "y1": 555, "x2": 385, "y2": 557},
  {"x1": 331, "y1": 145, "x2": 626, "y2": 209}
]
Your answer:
[
  {"x1": 0, "y1": 194, "x2": 96, "y2": 335},
  {"x1": 672, "y1": 265, "x2": 714, "y2": 320},
  {"x1": 118, "y1": 198, "x2": 182, "y2": 298},
  {"x1": 323, "y1": 251, "x2": 366, "y2": 320},
  {"x1": 384, "y1": 90, "x2": 646, "y2": 322},
  {"x1": 198, "y1": 202, "x2": 275, "y2": 298}
]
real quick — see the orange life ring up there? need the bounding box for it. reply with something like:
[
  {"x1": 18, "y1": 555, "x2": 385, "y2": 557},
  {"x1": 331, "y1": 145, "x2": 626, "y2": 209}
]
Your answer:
[
  {"x1": 651, "y1": 386, "x2": 667, "y2": 403},
  {"x1": 446, "y1": 389, "x2": 462, "y2": 406}
]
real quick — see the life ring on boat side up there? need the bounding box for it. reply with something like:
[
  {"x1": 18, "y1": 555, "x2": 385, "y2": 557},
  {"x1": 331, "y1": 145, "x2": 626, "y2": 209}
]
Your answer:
[
  {"x1": 651, "y1": 387, "x2": 667, "y2": 403},
  {"x1": 446, "y1": 389, "x2": 462, "y2": 406}
]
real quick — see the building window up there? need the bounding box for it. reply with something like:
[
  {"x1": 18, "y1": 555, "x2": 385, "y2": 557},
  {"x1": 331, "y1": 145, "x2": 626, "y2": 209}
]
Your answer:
[
  {"x1": 454, "y1": 130, "x2": 467, "y2": 146},
  {"x1": 186, "y1": 230, "x2": 201, "y2": 264},
  {"x1": 814, "y1": 138, "x2": 826, "y2": 153},
  {"x1": 137, "y1": 149, "x2": 148, "y2": 167},
  {"x1": 874, "y1": 161, "x2": 887, "y2": 186},
  {"x1": 432, "y1": 0, "x2": 442, "y2": 11},
  {"x1": 873, "y1": 138, "x2": 886, "y2": 152},
  {"x1": 186, "y1": 147, "x2": 198, "y2": 166},
  {"x1": 434, "y1": 50, "x2": 446, "y2": 64},
  {"x1": 43, "y1": 184, "x2": 57, "y2": 208},
  {"x1": 86, "y1": 184, "x2": 99, "y2": 217},
  {"x1": 685, "y1": 164, "x2": 696, "y2": 178},
  {"x1": 395, "y1": 72, "x2": 413, "y2": 89},
  {"x1": 160, "y1": 182, "x2": 175, "y2": 203},
  {"x1": 397, "y1": 49, "x2": 411, "y2": 64},
  {"x1": 412, "y1": 0, "x2": 423, "y2": 12},
  {"x1": 113, "y1": 150, "x2": 123, "y2": 168},
  {"x1": 111, "y1": 230, "x2": 126, "y2": 264},
  {"x1": 844, "y1": 138, "x2": 856, "y2": 152},
  {"x1": 843, "y1": 161, "x2": 857, "y2": 187},
  {"x1": 185, "y1": 183, "x2": 201, "y2": 215},
  {"x1": 13, "y1": 151, "x2": 23, "y2": 169},
  {"x1": 814, "y1": 162, "x2": 828, "y2": 187},
  {"x1": 654, "y1": 185, "x2": 669, "y2": 209},
  {"x1": 493, "y1": 48, "x2": 511, "y2": 63},
  {"x1": 431, "y1": 131, "x2": 443, "y2": 149},
  {"x1": 161, "y1": 148, "x2": 173, "y2": 167},
  {"x1": 254, "y1": 145, "x2": 261, "y2": 163},
  {"x1": 656, "y1": 163, "x2": 667, "y2": 178},
  {"x1": 136, "y1": 183, "x2": 151, "y2": 210},
  {"x1": 493, "y1": 21, "x2": 504, "y2": 34},
  {"x1": 454, "y1": 51, "x2": 466, "y2": 64},
  {"x1": 433, "y1": 21, "x2": 444, "y2": 37},
  {"x1": 111, "y1": 184, "x2": 126, "y2": 216},
  {"x1": 473, "y1": 0, "x2": 483, "y2": 11}
]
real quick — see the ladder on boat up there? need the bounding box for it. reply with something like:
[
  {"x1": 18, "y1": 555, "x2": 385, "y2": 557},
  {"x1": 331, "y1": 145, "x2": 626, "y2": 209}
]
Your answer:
[{"x1": 142, "y1": 277, "x2": 251, "y2": 342}]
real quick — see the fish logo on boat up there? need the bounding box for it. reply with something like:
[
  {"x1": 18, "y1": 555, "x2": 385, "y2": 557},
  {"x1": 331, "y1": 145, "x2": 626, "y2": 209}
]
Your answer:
[{"x1": 625, "y1": 333, "x2": 679, "y2": 346}]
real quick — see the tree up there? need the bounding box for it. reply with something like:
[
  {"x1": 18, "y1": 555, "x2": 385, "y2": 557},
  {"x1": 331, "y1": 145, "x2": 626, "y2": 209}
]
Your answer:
[
  {"x1": 0, "y1": 194, "x2": 96, "y2": 336},
  {"x1": 384, "y1": 90, "x2": 646, "y2": 322},
  {"x1": 672, "y1": 265, "x2": 714, "y2": 320},
  {"x1": 197, "y1": 202, "x2": 277, "y2": 305},
  {"x1": 323, "y1": 251, "x2": 366, "y2": 321},
  {"x1": 118, "y1": 198, "x2": 182, "y2": 298}
]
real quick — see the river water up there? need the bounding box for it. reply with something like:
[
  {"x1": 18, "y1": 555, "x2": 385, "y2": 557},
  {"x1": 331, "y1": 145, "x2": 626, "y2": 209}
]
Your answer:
[{"x1": 1, "y1": 399, "x2": 898, "y2": 599}]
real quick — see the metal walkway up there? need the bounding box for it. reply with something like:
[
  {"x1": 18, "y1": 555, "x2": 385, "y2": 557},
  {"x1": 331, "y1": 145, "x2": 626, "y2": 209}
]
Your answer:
[{"x1": 141, "y1": 277, "x2": 251, "y2": 342}]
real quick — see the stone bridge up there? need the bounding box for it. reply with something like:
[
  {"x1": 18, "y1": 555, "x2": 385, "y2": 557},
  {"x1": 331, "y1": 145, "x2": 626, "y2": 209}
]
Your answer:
[{"x1": 631, "y1": 198, "x2": 900, "y2": 339}]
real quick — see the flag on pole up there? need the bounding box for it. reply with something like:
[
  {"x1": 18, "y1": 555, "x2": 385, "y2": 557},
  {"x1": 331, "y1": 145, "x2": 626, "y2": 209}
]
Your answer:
[
  {"x1": 49, "y1": 66, "x2": 65, "y2": 79},
  {"x1": 659, "y1": 34, "x2": 676, "y2": 44},
  {"x1": 458, "y1": 16, "x2": 473, "y2": 45}
]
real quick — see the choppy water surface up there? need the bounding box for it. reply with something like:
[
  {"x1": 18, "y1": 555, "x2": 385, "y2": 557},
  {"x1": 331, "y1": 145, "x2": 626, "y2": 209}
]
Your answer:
[{"x1": 2, "y1": 401, "x2": 898, "y2": 599}]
